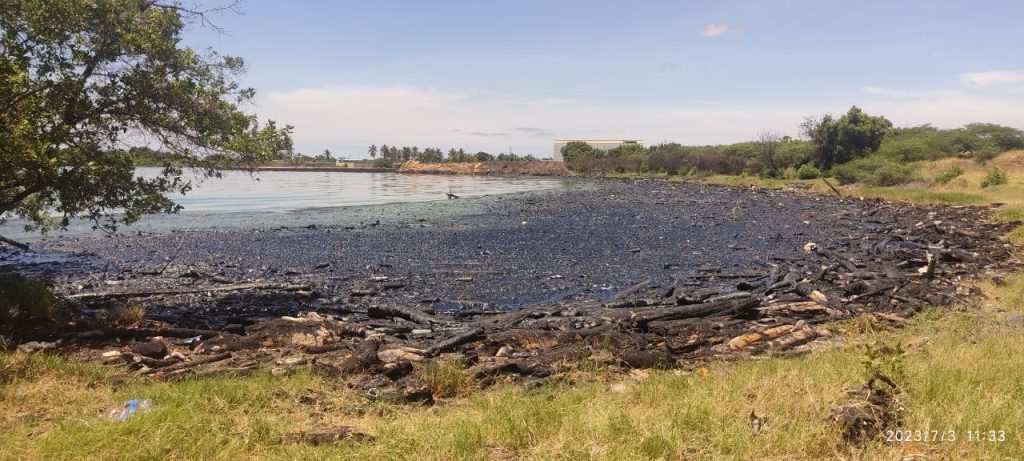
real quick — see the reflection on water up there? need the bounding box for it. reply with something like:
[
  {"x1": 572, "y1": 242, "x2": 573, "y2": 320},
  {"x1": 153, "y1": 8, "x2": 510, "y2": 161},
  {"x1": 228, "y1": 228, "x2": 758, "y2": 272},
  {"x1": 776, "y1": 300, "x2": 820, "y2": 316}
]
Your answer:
[
  {"x1": 153, "y1": 168, "x2": 565, "y2": 213},
  {"x1": 1, "y1": 168, "x2": 570, "y2": 240}
]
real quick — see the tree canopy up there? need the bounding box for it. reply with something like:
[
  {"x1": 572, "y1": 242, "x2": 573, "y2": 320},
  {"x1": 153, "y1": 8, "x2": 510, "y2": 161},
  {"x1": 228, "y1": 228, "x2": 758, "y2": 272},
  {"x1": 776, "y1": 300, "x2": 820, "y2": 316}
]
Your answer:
[
  {"x1": 0, "y1": 0, "x2": 293, "y2": 234},
  {"x1": 801, "y1": 106, "x2": 892, "y2": 169}
]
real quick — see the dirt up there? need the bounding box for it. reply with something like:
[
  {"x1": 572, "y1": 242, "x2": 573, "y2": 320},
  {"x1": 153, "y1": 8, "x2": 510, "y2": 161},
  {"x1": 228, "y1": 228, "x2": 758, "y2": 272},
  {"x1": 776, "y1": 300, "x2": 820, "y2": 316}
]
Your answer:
[{"x1": 1, "y1": 178, "x2": 1019, "y2": 401}]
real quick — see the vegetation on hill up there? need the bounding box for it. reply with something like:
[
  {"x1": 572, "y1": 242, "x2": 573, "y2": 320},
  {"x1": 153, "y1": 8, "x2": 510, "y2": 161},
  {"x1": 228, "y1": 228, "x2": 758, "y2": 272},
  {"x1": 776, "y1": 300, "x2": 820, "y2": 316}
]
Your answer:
[{"x1": 561, "y1": 106, "x2": 1024, "y2": 188}]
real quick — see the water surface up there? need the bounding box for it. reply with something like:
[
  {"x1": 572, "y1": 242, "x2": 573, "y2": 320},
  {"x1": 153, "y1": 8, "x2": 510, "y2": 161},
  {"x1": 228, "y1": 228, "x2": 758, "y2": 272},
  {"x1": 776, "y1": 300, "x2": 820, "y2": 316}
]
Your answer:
[{"x1": 0, "y1": 168, "x2": 572, "y2": 241}]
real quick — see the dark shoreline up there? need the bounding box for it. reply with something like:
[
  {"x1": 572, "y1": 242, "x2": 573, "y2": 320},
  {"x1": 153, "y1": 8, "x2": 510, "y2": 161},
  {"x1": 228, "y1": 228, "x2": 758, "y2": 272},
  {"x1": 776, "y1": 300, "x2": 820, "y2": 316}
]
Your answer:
[{"x1": 2, "y1": 178, "x2": 1018, "y2": 388}]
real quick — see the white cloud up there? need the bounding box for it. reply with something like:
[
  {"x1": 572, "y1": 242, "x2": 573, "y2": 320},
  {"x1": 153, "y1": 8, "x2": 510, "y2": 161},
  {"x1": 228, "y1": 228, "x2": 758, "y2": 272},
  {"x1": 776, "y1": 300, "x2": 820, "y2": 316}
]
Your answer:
[
  {"x1": 700, "y1": 23, "x2": 743, "y2": 37},
  {"x1": 960, "y1": 69, "x2": 1024, "y2": 87},
  {"x1": 256, "y1": 83, "x2": 1024, "y2": 157},
  {"x1": 861, "y1": 86, "x2": 962, "y2": 100}
]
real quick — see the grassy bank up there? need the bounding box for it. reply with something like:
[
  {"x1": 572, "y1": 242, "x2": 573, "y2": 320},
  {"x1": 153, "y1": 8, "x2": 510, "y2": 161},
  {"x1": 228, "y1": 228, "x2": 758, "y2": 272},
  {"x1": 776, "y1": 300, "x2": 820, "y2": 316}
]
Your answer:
[{"x1": 2, "y1": 154, "x2": 1022, "y2": 460}]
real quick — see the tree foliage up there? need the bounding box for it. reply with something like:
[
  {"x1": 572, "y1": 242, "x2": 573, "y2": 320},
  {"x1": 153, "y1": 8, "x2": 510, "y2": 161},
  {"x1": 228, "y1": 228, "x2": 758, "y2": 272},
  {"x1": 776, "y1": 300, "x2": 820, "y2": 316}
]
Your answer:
[
  {"x1": 1, "y1": 0, "x2": 293, "y2": 233},
  {"x1": 559, "y1": 141, "x2": 600, "y2": 163},
  {"x1": 801, "y1": 106, "x2": 892, "y2": 169}
]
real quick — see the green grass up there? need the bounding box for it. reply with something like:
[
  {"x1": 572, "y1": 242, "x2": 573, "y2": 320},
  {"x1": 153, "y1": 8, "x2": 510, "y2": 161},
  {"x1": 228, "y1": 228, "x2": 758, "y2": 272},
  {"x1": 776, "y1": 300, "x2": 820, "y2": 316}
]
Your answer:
[
  {"x1": 4, "y1": 279, "x2": 1024, "y2": 460},
  {"x1": 853, "y1": 187, "x2": 990, "y2": 205}
]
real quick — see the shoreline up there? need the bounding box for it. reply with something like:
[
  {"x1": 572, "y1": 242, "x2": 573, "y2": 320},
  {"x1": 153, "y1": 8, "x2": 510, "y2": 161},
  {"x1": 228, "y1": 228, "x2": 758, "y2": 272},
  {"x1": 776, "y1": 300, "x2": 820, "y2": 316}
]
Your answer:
[{"x1": 2, "y1": 178, "x2": 1017, "y2": 383}]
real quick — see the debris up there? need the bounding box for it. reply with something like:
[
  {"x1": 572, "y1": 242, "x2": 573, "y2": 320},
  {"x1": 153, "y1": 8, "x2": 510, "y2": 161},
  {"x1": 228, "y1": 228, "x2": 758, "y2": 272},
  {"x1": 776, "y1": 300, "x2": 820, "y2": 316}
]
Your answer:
[
  {"x1": 16, "y1": 341, "x2": 57, "y2": 353},
  {"x1": 109, "y1": 399, "x2": 153, "y2": 421}
]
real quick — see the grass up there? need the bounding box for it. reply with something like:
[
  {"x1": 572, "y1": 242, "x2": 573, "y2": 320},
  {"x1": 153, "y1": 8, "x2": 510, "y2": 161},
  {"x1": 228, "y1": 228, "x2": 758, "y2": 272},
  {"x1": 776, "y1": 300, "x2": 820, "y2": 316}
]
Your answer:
[
  {"x1": 0, "y1": 274, "x2": 67, "y2": 324},
  {"x1": 2, "y1": 151, "x2": 1023, "y2": 460}
]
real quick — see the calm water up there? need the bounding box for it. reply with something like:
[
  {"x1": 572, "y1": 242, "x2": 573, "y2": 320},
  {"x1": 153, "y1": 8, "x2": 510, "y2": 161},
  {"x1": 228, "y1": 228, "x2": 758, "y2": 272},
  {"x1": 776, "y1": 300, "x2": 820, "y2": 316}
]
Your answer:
[
  {"x1": 143, "y1": 168, "x2": 566, "y2": 213},
  {"x1": 1, "y1": 168, "x2": 571, "y2": 241}
]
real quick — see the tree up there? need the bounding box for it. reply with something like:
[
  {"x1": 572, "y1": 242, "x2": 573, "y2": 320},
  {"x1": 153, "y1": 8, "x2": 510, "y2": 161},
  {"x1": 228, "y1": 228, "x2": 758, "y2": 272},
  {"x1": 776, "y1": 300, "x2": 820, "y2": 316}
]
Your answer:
[
  {"x1": 560, "y1": 141, "x2": 600, "y2": 162},
  {"x1": 319, "y1": 149, "x2": 333, "y2": 162},
  {"x1": 475, "y1": 151, "x2": 494, "y2": 162},
  {"x1": 368, "y1": 144, "x2": 377, "y2": 159},
  {"x1": 755, "y1": 130, "x2": 780, "y2": 173},
  {"x1": 801, "y1": 106, "x2": 891, "y2": 169},
  {"x1": 0, "y1": 0, "x2": 292, "y2": 238}
]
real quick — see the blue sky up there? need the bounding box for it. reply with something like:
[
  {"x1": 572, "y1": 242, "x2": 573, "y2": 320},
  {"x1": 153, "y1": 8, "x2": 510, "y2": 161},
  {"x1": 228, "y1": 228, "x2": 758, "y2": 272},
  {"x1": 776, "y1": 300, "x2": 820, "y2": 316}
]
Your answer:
[{"x1": 186, "y1": 1, "x2": 1024, "y2": 157}]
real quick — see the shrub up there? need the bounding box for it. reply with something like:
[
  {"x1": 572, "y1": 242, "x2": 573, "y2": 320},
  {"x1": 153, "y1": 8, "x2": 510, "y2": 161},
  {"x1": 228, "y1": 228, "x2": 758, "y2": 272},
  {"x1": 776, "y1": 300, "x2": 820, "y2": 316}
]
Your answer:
[
  {"x1": 831, "y1": 155, "x2": 918, "y2": 186},
  {"x1": 0, "y1": 274, "x2": 67, "y2": 324},
  {"x1": 782, "y1": 166, "x2": 799, "y2": 180},
  {"x1": 933, "y1": 164, "x2": 964, "y2": 185},
  {"x1": 421, "y1": 360, "x2": 474, "y2": 398},
  {"x1": 796, "y1": 164, "x2": 821, "y2": 179},
  {"x1": 981, "y1": 167, "x2": 1008, "y2": 188}
]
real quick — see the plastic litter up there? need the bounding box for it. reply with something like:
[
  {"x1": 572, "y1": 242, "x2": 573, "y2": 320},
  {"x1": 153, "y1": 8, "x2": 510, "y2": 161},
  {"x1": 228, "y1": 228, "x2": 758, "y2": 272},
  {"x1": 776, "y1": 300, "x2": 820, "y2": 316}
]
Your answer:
[{"x1": 109, "y1": 399, "x2": 153, "y2": 421}]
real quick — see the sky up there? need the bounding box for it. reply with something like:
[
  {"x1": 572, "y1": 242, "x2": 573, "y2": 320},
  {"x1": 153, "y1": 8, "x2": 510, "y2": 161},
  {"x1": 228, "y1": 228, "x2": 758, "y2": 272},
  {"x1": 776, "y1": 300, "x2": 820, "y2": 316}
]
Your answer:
[{"x1": 185, "y1": 0, "x2": 1024, "y2": 158}]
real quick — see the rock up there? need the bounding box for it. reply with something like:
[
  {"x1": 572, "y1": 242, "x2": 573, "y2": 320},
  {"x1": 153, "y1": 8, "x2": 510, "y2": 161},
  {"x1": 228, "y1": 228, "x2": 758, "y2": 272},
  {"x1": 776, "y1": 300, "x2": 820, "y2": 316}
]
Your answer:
[
  {"x1": 1008, "y1": 313, "x2": 1024, "y2": 327},
  {"x1": 495, "y1": 345, "x2": 513, "y2": 357},
  {"x1": 622, "y1": 349, "x2": 673, "y2": 369},
  {"x1": 382, "y1": 361, "x2": 413, "y2": 380},
  {"x1": 402, "y1": 386, "x2": 434, "y2": 405},
  {"x1": 131, "y1": 340, "x2": 167, "y2": 359},
  {"x1": 378, "y1": 347, "x2": 425, "y2": 363}
]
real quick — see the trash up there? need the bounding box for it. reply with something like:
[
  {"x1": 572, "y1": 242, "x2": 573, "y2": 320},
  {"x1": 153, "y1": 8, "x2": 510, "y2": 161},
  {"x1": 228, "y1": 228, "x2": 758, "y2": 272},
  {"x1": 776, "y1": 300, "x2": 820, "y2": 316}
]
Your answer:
[
  {"x1": 17, "y1": 341, "x2": 57, "y2": 353},
  {"x1": 109, "y1": 399, "x2": 153, "y2": 421}
]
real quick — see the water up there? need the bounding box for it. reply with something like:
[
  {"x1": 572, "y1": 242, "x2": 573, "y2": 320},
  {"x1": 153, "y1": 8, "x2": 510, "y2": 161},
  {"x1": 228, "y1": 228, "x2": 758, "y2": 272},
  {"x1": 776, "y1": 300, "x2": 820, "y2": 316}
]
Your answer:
[
  {"x1": 0, "y1": 168, "x2": 572, "y2": 242},
  {"x1": 139, "y1": 168, "x2": 565, "y2": 212}
]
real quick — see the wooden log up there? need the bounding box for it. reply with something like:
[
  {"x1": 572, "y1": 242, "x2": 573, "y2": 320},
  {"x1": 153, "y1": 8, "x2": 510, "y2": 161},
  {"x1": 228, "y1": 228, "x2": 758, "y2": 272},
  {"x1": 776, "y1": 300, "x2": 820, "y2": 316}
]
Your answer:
[
  {"x1": 0, "y1": 234, "x2": 29, "y2": 251},
  {"x1": 615, "y1": 297, "x2": 761, "y2": 330},
  {"x1": 68, "y1": 282, "x2": 312, "y2": 301},
  {"x1": 70, "y1": 327, "x2": 220, "y2": 341},
  {"x1": 610, "y1": 278, "x2": 654, "y2": 301},
  {"x1": 423, "y1": 327, "x2": 485, "y2": 357},
  {"x1": 822, "y1": 178, "x2": 842, "y2": 197},
  {"x1": 147, "y1": 352, "x2": 231, "y2": 374},
  {"x1": 367, "y1": 304, "x2": 446, "y2": 325}
]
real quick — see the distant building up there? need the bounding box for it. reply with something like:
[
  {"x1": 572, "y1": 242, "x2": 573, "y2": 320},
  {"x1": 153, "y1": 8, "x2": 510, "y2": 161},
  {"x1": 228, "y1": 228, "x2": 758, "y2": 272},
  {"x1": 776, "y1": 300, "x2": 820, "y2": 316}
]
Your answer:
[{"x1": 552, "y1": 139, "x2": 644, "y2": 161}]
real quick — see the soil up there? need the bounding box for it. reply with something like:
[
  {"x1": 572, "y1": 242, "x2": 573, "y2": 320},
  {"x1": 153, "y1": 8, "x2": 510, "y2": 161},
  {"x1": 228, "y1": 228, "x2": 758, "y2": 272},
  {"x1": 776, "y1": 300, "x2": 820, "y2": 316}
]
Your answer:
[{"x1": 2, "y1": 178, "x2": 1019, "y2": 400}]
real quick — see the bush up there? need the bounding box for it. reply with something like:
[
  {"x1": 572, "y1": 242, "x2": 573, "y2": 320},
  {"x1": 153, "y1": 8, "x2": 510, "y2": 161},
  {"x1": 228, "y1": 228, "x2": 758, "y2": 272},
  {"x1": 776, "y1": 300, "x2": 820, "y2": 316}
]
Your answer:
[
  {"x1": 981, "y1": 167, "x2": 1008, "y2": 188},
  {"x1": 831, "y1": 155, "x2": 918, "y2": 186},
  {"x1": 796, "y1": 164, "x2": 821, "y2": 179},
  {"x1": 933, "y1": 164, "x2": 964, "y2": 185},
  {"x1": 372, "y1": 158, "x2": 394, "y2": 168},
  {"x1": 782, "y1": 166, "x2": 799, "y2": 180},
  {"x1": 0, "y1": 274, "x2": 67, "y2": 324}
]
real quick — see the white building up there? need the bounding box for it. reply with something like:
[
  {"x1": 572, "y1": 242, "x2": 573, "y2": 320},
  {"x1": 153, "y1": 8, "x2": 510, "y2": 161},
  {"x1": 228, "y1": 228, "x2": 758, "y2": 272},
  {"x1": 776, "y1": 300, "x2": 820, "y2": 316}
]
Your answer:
[{"x1": 552, "y1": 139, "x2": 644, "y2": 161}]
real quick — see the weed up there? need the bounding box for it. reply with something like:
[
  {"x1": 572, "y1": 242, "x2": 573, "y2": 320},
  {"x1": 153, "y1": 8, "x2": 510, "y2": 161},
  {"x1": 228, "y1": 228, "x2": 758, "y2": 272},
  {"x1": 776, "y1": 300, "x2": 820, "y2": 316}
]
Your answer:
[
  {"x1": 0, "y1": 274, "x2": 66, "y2": 324},
  {"x1": 934, "y1": 164, "x2": 964, "y2": 184},
  {"x1": 421, "y1": 360, "x2": 475, "y2": 398},
  {"x1": 981, "y1": 166, "x2": 1008, "y2": 188}
]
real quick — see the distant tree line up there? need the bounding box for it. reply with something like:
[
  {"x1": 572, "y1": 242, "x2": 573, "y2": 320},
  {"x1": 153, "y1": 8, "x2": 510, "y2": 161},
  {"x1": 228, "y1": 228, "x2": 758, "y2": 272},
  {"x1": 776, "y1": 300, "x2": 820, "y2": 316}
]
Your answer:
[
  {"x1": 561, "y1": 105, "x2": 1024, "y2": 186},
  {"x1": 367, "y1": 144, "x2": 539, "y2": 168}
]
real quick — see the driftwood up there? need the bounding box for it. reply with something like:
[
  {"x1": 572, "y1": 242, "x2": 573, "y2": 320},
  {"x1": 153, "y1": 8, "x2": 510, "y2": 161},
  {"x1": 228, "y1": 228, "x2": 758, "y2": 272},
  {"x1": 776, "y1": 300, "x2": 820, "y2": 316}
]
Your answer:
[
  {"x1": 614, "y1": 297, "x2": 761, "y2": 329},
  {"x1": 367, "y1": 305, "x2": 445, "y2": 326},
  {"x1": 71, "y1": 327, "x2": 220, "y2": 341},
  {"x1": 147, "y1": 352, "x2": 231, "y2": 374},
  {"x1": 822, "y1": 178, "x2": 842, "y2": 197},
  {"x1": 424, "y1": 327, "x2": 484, "y2": 357},
  {"x1": 0, "y1": 234, "x2": 29, "y2": 251},
  {"x1": 68, "y1": 282, "x2": 312, "y2": 301}
]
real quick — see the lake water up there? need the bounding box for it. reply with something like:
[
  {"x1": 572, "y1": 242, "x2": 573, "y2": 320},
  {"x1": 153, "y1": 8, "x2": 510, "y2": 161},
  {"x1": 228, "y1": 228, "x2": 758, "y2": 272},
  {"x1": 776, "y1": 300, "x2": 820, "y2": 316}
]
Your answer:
[
  {"x1": 139, "y1": 168, "x2": 567, "y2": 213},
  {"x1": 1, "y1": 168, "x2": 572, "y2": 241}
]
